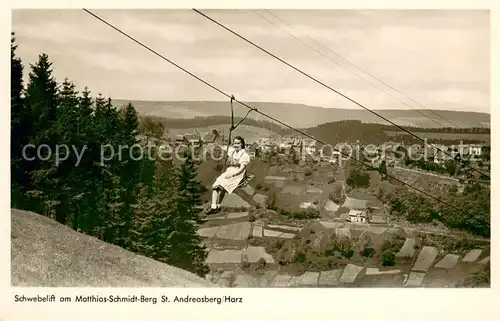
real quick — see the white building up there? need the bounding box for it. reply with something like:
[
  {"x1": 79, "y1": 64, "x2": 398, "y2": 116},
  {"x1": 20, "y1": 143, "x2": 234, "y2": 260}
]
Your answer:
[
  {"x1": 348, "y1": 209, "x2": 367, "y2": 223},
  {"x1": 301, "y1": 139, "x2": 317, "y2": 156},
  {"x1": 300, "y1": 202, "x2": 317, "y2": 210},
  {"x1": 463, "y1": 144, "x2": 482, "y2": 157}
]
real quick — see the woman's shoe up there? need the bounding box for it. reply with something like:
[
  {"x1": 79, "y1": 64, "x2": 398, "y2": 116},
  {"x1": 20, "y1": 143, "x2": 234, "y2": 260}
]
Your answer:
[{"x1": 205, "y1": 206, "x2": 221, "y2": 215}]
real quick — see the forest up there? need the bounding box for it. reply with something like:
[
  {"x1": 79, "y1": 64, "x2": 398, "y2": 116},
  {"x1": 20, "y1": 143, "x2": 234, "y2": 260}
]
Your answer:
[{"x1": 10, "y1": 33, "x2": 210, "y2": 277}]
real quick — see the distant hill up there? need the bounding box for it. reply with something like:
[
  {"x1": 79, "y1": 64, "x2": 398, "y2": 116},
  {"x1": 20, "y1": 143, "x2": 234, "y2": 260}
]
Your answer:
[
  {"x1": 114, "y1": 99, "x2": 490, "y2": 129},
  {"x1": 289, "y1": 120, "x2": 490, "y2": 145},
  {"x1": 11, "y1": 209, "x2": 215, "y2": 287}
]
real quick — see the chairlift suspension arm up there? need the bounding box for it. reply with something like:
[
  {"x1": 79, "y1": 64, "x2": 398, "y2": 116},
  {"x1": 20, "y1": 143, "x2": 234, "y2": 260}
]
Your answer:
[{"x1": 221, "y1": 95, "x2": 258, "y2": 172}]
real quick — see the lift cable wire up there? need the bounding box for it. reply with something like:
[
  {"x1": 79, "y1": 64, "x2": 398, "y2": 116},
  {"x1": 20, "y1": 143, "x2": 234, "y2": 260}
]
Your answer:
[
  {"x1": 252, "y1": 10, "x2": 452, "y2": 128},
  {"x1": 82, "y1": 8, "x2": 471, "y2": 215},
  {"x1": 192, "y1": 8, "x2": 490, "y2": 180},
  {"x1": 261, "y1": 9, "x2": 463, "y2": 128}
]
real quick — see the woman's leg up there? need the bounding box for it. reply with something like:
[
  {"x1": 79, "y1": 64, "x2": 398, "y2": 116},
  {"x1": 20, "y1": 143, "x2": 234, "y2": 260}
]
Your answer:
[
  {"x1": 212, "y1": 188, "x2": 219, "y2": 208},
  {"x1": 211, "y1": 188, "x2": 220, "y2": 208},
  {"x1": 217, "y1": 189, "x2": 226, "y2": 205}
]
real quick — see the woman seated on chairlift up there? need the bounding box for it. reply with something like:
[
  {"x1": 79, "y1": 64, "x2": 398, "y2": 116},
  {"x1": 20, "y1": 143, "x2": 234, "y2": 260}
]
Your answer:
[{"x1": 206, "y1": 136, "x2": 250, "y2": 214}]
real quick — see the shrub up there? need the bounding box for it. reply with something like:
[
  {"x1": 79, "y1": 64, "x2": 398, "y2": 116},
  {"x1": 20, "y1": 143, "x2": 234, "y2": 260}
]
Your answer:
[
  {"x1": 381, "y1": 250, "x2": 396, "y2": 266},
  {"x1": 265, "y1": 191, "x2": 277, "y2": 210},
  {"x1": 361, "y1": 247, "x2": 375, "y2": 258},
  {"x1": 295, "y1": 252, "x2": 306, "y2": 263},
  {"x1": 291, "y1": 208, "x2": 320, "y2": 220}
]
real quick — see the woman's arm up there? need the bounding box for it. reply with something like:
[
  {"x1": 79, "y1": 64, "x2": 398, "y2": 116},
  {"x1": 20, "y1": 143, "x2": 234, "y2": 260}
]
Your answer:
[
  {"x1": 226, "y1": 163, "x2": 247, "y2": 178},
  {"x1": 226, "y1": 152, "x2": 250, "y2": 178}
]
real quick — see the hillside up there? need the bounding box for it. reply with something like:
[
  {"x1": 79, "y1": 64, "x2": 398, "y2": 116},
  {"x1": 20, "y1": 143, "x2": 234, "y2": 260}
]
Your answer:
[
  {"x1": 113, "y1": 99, "x2": 490, "y2": 129},
  {"x1": 284, "y1": 121, "x2": 489, "y2": 146},
  {"x1": 10, "y1": 209, "x2": 216, "y2": 287}
]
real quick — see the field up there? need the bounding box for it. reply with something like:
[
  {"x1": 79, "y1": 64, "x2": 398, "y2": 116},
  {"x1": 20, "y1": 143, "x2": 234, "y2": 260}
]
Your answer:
[{"x1": 384, "y1": 130, "x2": 490, "y2": 143}]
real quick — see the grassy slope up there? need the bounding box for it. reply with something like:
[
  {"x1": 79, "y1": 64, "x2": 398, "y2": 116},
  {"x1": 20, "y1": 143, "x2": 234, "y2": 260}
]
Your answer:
[{"x1": 11, "y1": 209, "x2": 216, "y2": 287}]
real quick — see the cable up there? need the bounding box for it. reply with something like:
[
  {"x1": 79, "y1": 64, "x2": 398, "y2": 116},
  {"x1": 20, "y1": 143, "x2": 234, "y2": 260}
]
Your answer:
[
  {"x1": 252, "y1": 10, "x2": 451, "y2": 129},
  {"x1": 262, "y1": 9, "x2": 463, "y2": 129},
  {"x1": 82, "y1": 8, "x2": 475, "y2": 217},
  {"x1": 192, "y1": 9, "x2": 490, "y2": 180}
]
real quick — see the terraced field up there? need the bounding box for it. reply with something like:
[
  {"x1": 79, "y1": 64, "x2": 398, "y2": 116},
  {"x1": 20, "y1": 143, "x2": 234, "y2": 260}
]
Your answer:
[{"x1": 198, "y1": 185, "x2": 490, "y2": 288}]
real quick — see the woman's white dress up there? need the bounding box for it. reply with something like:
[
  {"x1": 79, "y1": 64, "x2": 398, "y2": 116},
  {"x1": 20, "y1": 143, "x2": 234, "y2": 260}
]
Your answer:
[{"x1": 212, "y1": 146, "x2": 250, "y2": 194}]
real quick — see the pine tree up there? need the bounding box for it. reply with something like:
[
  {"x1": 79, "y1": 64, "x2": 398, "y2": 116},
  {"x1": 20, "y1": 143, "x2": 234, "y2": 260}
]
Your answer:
[
  {"x1": 179, "y1": 152, "x2": 208, "y2": 223},
  {"x1": 57, "y1": 78, "x2": 80, "y2": 145},
  {"x1": 25, "y1": 53, "x2": 59, "y2": 147},
  {"x1": 117, "y1": 102, "x2": 141, "y2": 245},
  {"x1": 23, "y1": 53, "x2": 61, "y2": 217},
  {"x1": 173, "y1": 151, "x2": 209, "y2": 276},
  {"x1": 129, "y1": 158, "x2": 178, "y2": 260},
  {"x1": 122, "y1": 103, "x2": 139, "y2": 144},
  {"x1": 11, "y1": 33, "x2": 27, "y2": 206}
]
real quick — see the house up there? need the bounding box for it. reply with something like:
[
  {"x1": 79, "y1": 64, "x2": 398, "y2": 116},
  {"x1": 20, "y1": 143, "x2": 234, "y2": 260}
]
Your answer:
[
  {"x1": 348, "y1": 209, "x2": 367, "y2": 223},
  {"x1": 299, "y1": 202, "x2": 317, "y2": 210},
  {"x1": 362, "y1": 145, "x2": 380, "y2": 164},
  {"x1": 184, "y1": 133, "x2": 203, "y2": 148},
  {"x1": 425, "y1": 143, "x2": 447, "y2": 163},
  {"x1": 174, "y1": 134, "x2": 185, "y2": 146},
  {"x1": 301, "y1": 139, "x2": 317, "y2": 156},
  {"x1": 247, "y1": 144, "x2": 257, "y2": 159},
  {"x1": 462, "y1": 144, "x2": 482, "y2": 157},
  {"x1": 257, "y1": 137, "x2": 275, "y2": 153},
  {"x1": 202, "y1": 130, "x2": 219, "y2": 144},
  {"x1": 380, "y1": 141, "x2": 407, "y2": 165}
]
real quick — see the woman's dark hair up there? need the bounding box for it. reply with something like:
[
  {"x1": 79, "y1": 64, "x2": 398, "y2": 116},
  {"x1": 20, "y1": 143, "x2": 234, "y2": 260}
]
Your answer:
[{"x1": 234, "y1": 136, "x2": 246, "y2": 149}]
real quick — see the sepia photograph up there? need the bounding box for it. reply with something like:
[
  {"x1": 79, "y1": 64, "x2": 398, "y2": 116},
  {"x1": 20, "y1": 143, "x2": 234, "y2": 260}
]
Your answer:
[{"x1": 10, "y1": 8, "x2": 490, "y2": 289}]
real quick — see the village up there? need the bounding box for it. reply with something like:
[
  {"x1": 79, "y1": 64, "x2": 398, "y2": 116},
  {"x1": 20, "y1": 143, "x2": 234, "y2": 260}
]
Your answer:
[
  {"x1": 144, "y1": 128, "x2": 487, "y2": 229},
  {"x1": 165, "y1": 129, "x2": 485, "y2": 164},
  {"x1": 162, "y1": 128, "x2": 489, "y2": 179}
]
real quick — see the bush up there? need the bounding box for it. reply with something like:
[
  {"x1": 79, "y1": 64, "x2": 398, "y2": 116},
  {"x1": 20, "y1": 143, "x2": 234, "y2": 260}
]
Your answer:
[
  {"x1": 381, "y1": 250, "x2": 396, "y2": 266},
  {"x1": 295, "y1": 252, "x2": 306, "y2": 263},
  {"x1": 342, "y1": 249, "x2": 354, "y2": 259},
  {"x1": 265, "y1": 191, "x2": 277, "y2": 210},
  {"x1": 361, "y1": 247, "x2": 375, "y2": 258},
  {"x1": 291, "y1": 208, "x2": 320, "y2": 220},
  {"x1": 346, "y1": 168, "x2": 371, "y2": 188}
]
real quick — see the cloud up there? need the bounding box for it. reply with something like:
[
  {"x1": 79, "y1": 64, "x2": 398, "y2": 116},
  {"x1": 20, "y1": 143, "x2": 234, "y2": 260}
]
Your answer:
[
  {"x1": 12, "y1": 10, "x2": 115, "y2": 44},
  {"x1": 77, "y1": 51, "x2": 172, "y2": 75},
  {"x1": 11, "y1": 9, "x2": 490, "y2": 112}
]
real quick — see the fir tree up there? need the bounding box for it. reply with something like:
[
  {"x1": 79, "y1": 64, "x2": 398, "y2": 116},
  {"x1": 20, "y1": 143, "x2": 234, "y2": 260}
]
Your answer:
[
  {"x1": 173, "y1": 151, "x2": 209, "y2": 276},
  {"x1": 177, "y1": 151, "x2": 206, "y2": 221},
  {"x1": 129, "y1": 158, "x2": 178, "y2": 261},
  {"x1": 25, "y1": 53, "x2": 59, "y2": 147},
  {"x1": 23, "y1": 53, "x2": 61, "y2": 218},
  {"x1": 11, "y1": 33, "x2": 27, "y2": 206}
]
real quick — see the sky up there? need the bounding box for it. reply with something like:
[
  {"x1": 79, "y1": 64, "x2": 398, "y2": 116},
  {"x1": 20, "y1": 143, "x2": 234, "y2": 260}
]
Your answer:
[{"x1": 11, "y1": 9, "x2": 490, "y2": 113}]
